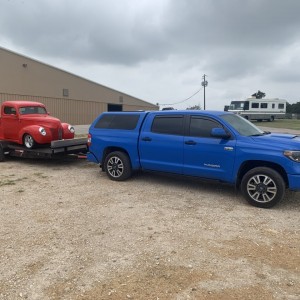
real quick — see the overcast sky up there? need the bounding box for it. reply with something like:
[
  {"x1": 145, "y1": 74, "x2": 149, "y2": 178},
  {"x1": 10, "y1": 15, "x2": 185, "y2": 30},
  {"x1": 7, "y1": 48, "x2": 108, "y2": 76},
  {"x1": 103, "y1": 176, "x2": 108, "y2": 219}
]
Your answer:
[{"x1": 1, "y1": 0, "x2": 300, "y2": 109}]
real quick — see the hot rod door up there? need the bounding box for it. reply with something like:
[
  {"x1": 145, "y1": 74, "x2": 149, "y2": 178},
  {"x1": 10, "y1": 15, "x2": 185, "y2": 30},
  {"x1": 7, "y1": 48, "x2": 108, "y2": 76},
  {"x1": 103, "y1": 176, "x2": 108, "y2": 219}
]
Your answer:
[{"x1": 2, "y1": 105, "x2": 19, "y2": 140}]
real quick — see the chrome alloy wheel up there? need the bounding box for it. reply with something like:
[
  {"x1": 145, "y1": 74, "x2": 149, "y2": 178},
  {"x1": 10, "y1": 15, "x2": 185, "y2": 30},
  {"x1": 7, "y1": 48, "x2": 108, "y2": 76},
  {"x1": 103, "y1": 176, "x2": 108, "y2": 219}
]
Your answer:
[
  {"x1": 107, "y1": 156, "x2": 124, "y2": 178},
  {"x1": 246, "y1": 174, "x2": 277, "y2": 203},
  {"x1": 24, "y1": 134, "x2": 35, "y2": 149}
]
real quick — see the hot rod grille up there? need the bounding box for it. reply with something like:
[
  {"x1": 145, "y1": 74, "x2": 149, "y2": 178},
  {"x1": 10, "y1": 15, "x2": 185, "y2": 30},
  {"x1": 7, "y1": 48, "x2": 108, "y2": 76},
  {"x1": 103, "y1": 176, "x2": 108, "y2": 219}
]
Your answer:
[
  {"x1": 50, "y1": 127, "x2": 63, "y2": 140},
  {"x1": 58, "y1": 128, "x2": 63, "y2": 140}
]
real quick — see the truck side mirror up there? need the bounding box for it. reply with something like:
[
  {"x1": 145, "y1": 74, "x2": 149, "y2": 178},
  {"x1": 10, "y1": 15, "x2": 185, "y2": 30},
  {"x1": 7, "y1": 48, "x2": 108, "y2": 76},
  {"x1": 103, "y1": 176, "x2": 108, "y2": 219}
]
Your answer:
[{"x1": 211, "y1": 128, "x2": 230, "y2": 139}]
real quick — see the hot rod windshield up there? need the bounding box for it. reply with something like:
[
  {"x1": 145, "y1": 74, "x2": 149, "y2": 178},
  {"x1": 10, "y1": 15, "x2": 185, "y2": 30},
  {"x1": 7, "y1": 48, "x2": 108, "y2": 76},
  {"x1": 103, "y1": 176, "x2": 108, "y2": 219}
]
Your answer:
[{"x1": 19, "y1": 106, "x2": 47, "y2": 115}]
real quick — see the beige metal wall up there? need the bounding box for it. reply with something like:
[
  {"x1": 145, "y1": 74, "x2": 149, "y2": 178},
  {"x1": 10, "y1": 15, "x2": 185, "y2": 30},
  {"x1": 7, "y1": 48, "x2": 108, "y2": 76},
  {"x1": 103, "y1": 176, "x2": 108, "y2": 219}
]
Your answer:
[
  {"x1": 0, "y1": 93, "x2": 106, "y2": 124},
  {"x1": 0, "y1": 47, "x2": 158, "y2": 124}
]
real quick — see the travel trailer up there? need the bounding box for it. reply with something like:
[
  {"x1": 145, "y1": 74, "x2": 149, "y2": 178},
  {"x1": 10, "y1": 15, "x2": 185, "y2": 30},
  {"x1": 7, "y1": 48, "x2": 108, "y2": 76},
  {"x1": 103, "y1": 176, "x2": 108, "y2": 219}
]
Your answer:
[{"x1": 225, "y1": 98, "x2": 286, "y2": 121}]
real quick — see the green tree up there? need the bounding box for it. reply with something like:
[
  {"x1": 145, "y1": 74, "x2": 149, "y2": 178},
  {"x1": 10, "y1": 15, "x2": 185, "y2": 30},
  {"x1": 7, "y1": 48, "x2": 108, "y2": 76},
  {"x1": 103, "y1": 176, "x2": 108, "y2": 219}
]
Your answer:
[
  {"x1": 251, "y1": 90, "x2": 266, "y2": 99},
  {"x1": 287, "y1": 102, "x2": 300, "y2": 114},
  {"x1": 186, "y1": 105, "x2": 202, "y2": 110}
]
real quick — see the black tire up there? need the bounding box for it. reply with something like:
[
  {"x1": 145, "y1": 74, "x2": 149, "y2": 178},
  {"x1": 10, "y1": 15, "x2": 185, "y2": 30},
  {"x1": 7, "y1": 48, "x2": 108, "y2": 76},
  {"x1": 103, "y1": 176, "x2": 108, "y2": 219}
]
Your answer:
[
  {"x1": 270, "y1": 116, "x2": 274, "y2": 122},
  {"x1": 23, "y1": 134, "x2": 36, "y2": 149},
  {"x1": 104, "y1": 151, "x2": 132, "y2": 181},
  {"x1": 0, "y1": 144, "x2": 5, "y2": 162},
  {"x1": 241, "y1": 167, "x2": 285, "y2": 208}
]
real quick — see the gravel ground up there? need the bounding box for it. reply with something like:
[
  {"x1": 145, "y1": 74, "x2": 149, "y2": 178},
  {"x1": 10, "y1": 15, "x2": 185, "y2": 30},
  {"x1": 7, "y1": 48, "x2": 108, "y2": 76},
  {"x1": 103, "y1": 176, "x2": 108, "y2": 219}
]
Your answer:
[{"x1": 0, "y1": 155, "x2": 299, "y2": 300}]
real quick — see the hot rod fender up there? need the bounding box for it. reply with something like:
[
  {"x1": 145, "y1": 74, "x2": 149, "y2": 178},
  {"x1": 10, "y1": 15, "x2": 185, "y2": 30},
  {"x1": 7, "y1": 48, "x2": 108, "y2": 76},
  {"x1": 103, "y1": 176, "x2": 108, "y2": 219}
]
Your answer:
[
  {"x1": 61, "y1": 123, "x2": 75, "y2": 139},
  {"x1": 18, "y1": 125, "x2": 53, "y2": 145}
]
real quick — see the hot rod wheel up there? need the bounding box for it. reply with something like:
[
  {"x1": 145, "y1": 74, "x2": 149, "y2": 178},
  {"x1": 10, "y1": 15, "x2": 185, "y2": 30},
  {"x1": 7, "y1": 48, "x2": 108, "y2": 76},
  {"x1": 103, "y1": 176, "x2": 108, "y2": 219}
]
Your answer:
[{"x1": 23, "y1": 134, "x2": 36, "y2": 149}]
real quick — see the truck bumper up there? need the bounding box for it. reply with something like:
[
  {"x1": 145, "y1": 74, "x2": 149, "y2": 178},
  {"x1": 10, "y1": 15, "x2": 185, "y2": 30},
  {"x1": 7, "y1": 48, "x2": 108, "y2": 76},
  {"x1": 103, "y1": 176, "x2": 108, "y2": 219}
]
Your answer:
[{"x1": 288, "y1": 174, "x2": 300, "y2": 191}]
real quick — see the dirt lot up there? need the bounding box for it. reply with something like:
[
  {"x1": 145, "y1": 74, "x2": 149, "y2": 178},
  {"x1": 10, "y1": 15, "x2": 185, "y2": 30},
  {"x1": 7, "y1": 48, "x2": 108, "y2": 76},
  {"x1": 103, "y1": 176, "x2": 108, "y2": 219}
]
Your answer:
[{"x1": 0, "y1": 157, "x2": 299, "y2": 300}]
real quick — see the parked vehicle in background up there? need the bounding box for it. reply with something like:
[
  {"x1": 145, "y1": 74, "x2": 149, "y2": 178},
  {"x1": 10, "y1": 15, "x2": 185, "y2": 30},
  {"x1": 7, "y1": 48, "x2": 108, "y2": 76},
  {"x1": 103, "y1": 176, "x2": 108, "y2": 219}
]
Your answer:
[
  {"x1": 224, "y1": 97, "x2": 287, "y2": 121},
  {"x1": 87, "y1": 110, "x2": 300, "y2": 208},
  {"x1": 0, "y1": 101, "x2": 75, "y2": 149}
]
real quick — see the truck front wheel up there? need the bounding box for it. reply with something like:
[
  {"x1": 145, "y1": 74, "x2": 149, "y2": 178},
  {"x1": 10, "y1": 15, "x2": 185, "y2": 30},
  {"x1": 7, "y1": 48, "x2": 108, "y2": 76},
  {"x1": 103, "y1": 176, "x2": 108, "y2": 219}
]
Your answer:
[
  {"x1": 241, "y1": 167, "x2": 285, "y2": 208},
  {"x1": 104, "y1": 151, "x2": 132, "y2": 181},
  {"x1": 23, "y1": 134, "x2": 36, "y2": 149}
]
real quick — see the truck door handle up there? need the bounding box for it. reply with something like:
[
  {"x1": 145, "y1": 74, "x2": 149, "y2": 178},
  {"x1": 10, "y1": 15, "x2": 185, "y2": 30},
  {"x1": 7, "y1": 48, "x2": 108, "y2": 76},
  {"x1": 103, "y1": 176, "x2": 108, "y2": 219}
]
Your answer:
[
  {"x1": 185, "y1": 140, "x2": 197, "y2": 145},
  {"x1": 142, "y1": 137, "x2": 152, "y2": 142}
]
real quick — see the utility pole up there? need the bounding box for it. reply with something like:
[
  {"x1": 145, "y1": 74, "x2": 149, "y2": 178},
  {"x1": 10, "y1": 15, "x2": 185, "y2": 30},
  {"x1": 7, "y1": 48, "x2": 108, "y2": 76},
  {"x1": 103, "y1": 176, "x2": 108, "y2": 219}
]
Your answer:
[{"x1": 201, "y1": 74, "x2": 208, "y2": 110}]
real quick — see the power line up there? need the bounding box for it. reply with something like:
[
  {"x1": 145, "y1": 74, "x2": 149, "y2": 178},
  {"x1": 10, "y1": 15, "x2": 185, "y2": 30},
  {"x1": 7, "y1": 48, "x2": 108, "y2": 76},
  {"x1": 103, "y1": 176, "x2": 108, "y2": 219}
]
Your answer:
[{"x1": 159, "y1": 86, "x2": 203, "y2": 106}]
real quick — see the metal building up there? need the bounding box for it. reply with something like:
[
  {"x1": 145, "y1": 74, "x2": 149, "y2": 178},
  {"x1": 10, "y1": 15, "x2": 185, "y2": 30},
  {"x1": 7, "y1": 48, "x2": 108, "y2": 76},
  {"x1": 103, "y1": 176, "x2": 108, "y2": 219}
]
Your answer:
[{"x1": 0, "y1": 47, "x2": 158, "y2": 124}]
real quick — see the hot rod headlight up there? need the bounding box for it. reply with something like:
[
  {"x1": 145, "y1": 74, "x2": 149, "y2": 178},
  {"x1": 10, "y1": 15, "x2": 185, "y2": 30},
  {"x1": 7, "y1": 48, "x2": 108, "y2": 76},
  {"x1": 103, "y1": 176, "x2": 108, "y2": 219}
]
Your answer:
[
  {"x1": 68, "y1": 125, "x2": 75, "y2": 133},
  {"x1": 39, "y1": 127, "x2": 47, "y2": 136},
  {"x1": 284, "y1": 150, "x2": 300, "y2": 162}
]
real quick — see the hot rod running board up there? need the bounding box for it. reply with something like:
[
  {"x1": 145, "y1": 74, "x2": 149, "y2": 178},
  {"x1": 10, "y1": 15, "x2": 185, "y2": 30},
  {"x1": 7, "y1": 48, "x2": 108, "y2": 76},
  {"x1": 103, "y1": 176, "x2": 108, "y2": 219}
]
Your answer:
[{"x1": 0, "y1": 138, "x2": 88, "y2": 160}]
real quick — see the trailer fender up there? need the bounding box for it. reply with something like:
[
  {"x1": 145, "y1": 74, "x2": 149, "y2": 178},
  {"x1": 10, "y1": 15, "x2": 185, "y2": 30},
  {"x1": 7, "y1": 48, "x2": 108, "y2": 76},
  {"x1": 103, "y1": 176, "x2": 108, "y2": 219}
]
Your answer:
[{"x1": 0, "y1": 142, "x2": 5, "y2": 162}]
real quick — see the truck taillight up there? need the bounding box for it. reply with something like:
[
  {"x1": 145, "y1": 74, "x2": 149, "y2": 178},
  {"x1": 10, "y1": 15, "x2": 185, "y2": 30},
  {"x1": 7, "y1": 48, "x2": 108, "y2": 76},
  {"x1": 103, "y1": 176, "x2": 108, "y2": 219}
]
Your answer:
[{"x1": 87, "y1": 134, "x2": 91, "y2": 147}]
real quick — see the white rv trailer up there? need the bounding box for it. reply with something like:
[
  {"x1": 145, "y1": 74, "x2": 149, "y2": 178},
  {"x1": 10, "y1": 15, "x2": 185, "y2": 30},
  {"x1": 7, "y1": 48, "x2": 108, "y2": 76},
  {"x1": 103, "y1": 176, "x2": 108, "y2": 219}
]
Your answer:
[{"x1": 226, "y1": 98, "x2": 287, "y2": 121}]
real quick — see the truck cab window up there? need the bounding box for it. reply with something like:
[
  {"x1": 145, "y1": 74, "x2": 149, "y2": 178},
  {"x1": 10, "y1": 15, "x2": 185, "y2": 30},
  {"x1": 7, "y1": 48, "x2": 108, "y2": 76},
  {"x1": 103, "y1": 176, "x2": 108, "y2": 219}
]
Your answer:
[
  {"x1": 151, "y1": 116, "x2": 184, "y2": 135},
  {"x1": 3, "y1": 106, "x2": 16, "y2": 115},
  {"x1": 190, "y1": 117, "x2": 222, "y2": 138}
]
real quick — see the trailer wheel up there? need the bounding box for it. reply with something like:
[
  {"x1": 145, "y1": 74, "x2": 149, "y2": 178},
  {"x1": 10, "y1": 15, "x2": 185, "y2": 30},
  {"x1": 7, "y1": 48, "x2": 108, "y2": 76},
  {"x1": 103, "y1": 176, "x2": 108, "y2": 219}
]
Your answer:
[
  {"x1": 104, "y1": 151, "x2": 132, "y2": 181},
  {"x1": 23, "y1": 134, "x2": 36, "y2": 149},
  {"x1": 241, "y1": 167, "x2": 285, "y2": 208},
  {"x1": 0, "y1": 144, "x2": 5, "y2": 162}
]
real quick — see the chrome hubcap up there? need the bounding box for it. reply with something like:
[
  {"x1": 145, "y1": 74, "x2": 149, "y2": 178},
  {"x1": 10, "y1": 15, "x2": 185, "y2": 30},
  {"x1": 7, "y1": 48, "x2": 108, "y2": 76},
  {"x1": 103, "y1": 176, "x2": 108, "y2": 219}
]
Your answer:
[{"x1": 24, "y1": 135, "x2": 34, "y2": 148}]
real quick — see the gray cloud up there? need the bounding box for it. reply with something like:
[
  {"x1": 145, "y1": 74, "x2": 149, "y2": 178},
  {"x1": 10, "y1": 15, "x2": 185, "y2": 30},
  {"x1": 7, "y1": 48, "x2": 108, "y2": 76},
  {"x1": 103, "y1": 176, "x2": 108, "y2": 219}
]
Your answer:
[{"x1": 1, "y1": 0, "x2": 300, "y2": 107}]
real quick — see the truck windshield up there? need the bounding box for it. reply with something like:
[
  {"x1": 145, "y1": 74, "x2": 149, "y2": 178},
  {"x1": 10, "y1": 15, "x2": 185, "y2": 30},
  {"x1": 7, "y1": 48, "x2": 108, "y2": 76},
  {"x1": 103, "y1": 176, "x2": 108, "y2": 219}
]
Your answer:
[
  {"x1": 220, "y1": 114, "x2": 265, "y2": 136},
  {"x1": 19, "y1": 106, "x2": 47, "y2": 115}
]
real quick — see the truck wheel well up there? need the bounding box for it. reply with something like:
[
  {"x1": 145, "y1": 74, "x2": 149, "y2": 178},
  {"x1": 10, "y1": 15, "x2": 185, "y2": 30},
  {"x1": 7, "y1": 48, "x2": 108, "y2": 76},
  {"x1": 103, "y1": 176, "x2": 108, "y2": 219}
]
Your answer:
[
  {"x1": 237, "y1": 161, "x2": 288, "y2": 188},
  {"x1": 102, "y1": 147, "x2": 131, "y2": 171}
]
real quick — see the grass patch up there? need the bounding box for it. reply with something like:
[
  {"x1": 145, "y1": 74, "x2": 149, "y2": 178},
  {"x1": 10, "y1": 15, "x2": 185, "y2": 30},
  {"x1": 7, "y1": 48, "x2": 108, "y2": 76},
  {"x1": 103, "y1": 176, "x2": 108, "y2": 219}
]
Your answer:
[
  {"x1": 33, "y1": 172, "x2": 48, "y2": 178},
  {"x1": 253, "y1": 119, "x2": 300, "y2": 130},
  {"x1": 0, "y1": 176, "x2": 28, "y2": 187},
  {"x1": 0, "y1": 179, "x2": 17, "y2": 187}
]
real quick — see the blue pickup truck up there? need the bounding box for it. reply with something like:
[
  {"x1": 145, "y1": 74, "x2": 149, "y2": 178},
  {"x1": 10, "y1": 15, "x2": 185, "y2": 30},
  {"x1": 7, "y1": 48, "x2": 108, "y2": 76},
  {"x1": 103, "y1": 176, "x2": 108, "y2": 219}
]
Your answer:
[{"x1": 87, "y1": 110, "x2": 300, "y2": 208}]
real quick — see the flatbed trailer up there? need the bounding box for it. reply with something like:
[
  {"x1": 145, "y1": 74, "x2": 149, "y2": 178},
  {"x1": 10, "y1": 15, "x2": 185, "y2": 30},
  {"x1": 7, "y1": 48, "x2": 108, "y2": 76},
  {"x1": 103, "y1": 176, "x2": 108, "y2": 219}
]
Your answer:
[{"x1": 0, "y1": 138, "x2": 88, "y2": 162}]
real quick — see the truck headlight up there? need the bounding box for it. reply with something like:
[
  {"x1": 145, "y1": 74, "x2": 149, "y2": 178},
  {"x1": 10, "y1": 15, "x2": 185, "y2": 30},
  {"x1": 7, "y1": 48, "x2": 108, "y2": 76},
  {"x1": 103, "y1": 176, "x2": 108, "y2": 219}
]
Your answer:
[
  {"x1": 284, "y1": 150, "x2": 300, "y2": 162},
  {"x1": 39, "y1": 127, "x2": 47, "y2": 136},
  {"x1": 68, "y1": 125, "x2": 75, "y2": 133}
]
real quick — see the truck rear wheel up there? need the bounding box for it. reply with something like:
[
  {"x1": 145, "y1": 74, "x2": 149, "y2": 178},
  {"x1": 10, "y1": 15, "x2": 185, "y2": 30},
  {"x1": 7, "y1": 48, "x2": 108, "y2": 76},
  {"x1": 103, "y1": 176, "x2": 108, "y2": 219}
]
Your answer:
[
  {"x1": 23, "y1": 134, "x2": 36, "y2": 149},
  {"x1": 241, "y1": 167, "x2": 285, "y2": 208},
  {"x1": 104, "y1": 151, "x2": 132, "y2": 181}
]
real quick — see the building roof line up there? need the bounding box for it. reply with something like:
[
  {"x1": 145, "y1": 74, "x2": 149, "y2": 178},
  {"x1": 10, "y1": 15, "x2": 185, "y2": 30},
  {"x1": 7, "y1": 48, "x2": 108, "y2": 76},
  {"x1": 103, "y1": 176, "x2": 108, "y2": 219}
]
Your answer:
[{"x1": 0, "y1": 46, "x2": 156, "y2": 107}]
